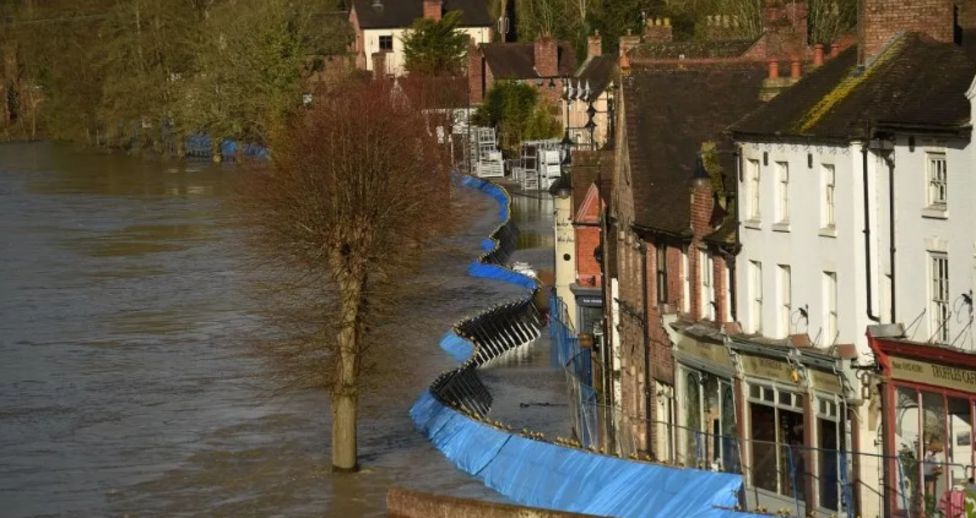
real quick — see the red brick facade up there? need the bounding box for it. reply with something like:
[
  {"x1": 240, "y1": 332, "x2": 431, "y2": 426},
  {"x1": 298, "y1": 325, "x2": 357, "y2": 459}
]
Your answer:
[
  {"x1": 422, "y1": 0, "x2": 442, "y2": 22},
  {"x1": 859, "y1": 0, "x2": 954, "y2": 63}
]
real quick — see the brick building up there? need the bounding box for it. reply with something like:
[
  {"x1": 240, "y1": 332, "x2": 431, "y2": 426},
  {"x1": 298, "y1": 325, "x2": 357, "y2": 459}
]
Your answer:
[{"x1": 467, "y1": 36, "x2": 576, "y2": 107}]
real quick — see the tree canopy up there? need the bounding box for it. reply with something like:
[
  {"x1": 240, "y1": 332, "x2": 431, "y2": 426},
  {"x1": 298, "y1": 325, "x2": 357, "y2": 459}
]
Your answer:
[
  {"x1": 473, "y1": 81, "x2": 562, "y2": 154},
  {"x1": 402, "y1": 10, "x2": 469, "y2": 76}
]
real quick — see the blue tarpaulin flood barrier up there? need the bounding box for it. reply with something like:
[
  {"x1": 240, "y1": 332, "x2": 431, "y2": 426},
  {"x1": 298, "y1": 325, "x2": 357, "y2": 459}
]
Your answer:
[{"x1": 413, "y1": 175, "x2": 766, "y2": 518}]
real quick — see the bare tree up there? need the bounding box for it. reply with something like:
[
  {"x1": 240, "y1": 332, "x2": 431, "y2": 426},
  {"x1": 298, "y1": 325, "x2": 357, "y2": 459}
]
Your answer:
[{"x1": 241, "y1": 78, "x2": 453, "y2": 471}]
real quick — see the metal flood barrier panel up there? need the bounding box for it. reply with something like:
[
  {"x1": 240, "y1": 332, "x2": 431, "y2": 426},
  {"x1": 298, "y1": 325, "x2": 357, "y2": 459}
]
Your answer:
[{"x1": 415, "y1": 175, "x2": 765, "y2": 518}]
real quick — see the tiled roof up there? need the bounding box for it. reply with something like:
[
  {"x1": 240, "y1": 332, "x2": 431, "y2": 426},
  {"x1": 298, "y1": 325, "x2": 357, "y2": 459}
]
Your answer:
[
  {"x1": 351, "y1": 0, "x2": 492, "y2": 29},
  {"x1": 574, "y1": 55, "x2": 617, "y2": 98},
  {"x1": 481, "y1": 42, "x2": 576, "y2": 80},
  {"x1": 731, "y1": 33, "x2": 976, "y2": 140},
  {"x1": 631, "y1": 39, "x2": 757, "y2": 60},
  {"x1": 625, "y1": 62, "x2": 767, "y2": 235}
]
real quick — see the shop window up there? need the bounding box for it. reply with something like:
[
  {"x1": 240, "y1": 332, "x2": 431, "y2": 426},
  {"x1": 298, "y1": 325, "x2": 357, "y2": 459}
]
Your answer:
[
  {"x1": 922, "y1": 391, "x2": 947, "y2": 516},
  {"x1": 946, "y1": 397, "x2": 972, "y2": 489},
  {"x1": 894, "y1": 386, "x2": 921, "y2": 514},
  {"x1": 685, "y1": 372, "x2": 702, "y2": 467},
  {"x1": 817, "y1": 396, "x2": 844, "y2": 512},
  {"x1": 749, "y1": 384, "x2": 806, "y2": 498}
]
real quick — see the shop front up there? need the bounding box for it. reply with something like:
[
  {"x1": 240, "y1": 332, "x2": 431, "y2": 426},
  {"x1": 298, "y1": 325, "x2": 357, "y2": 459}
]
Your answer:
[
  {"x1": 667, "y1": 319, "x2": 739, "y2": 473},
  {"x1": 870, "y1": 333, "x2": 976, "y2": 517},
  {"x1": 730, "y1": 338, "x2": 853, "y2": 517}
]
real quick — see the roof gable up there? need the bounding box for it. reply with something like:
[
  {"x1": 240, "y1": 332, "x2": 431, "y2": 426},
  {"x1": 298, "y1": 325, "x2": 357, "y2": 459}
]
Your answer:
[
  {"x1": 575, "y1": 183, "x2": 602, "y2": 224},
  {"x1": 351, "y1": 0, "x2": 491, "y2": 29}
]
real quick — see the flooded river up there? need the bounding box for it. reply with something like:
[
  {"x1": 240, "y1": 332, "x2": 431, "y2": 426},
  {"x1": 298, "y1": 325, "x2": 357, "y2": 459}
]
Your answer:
[{"x1": 0, "y1": 143, "x2": 558, "y2": 516}]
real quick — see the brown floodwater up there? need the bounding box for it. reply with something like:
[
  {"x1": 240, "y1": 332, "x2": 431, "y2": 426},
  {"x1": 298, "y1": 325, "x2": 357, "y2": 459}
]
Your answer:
[{"x1": 0, "y1": 142, "x2": 561, "y2": 517}]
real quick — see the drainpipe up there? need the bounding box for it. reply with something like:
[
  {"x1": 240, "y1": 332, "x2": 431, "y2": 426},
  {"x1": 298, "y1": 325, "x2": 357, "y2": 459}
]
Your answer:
[
  {"x1": 887, "y1": 154, "x2": 896, "y2": 323},
  {"x1": 861, "y1": 142, "x2": 881, "y2": 323},
  {"x1": 640, "y1": 240, "x2": 653, "y2": 456}
]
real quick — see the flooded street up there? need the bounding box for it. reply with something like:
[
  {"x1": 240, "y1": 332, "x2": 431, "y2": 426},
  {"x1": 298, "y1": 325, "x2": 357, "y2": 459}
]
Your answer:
[{"x1": 0, "y1": 143, "x2": 561, "y2": 517}]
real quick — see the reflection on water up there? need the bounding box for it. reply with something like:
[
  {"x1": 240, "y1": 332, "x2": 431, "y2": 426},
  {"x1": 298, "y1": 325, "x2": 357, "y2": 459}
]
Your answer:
[{"x1": 0, "y1": 143, "x2": 561, "y2": 517}]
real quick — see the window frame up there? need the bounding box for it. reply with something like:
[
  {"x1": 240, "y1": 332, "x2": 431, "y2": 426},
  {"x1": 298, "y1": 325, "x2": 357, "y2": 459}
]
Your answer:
[
  {"x1": 927, "y1": 152, "x2": 947, "y2": 209},
  {"x1": 778, "y1": 264, "x2": 792, "y2": 337},
  {"x1": 700, "y1": 249, "x2": 715, "y2": 320},
  {"x1": 822, "y1": 164, "x2": 836, "y2": 229},
  {"x1": 656, "y1": 245, "x2": 669, "y2": 304},
  {"x1": 930, "y1": 252, "x2": 950, "y2": 343},
  {"x1": 823, "y1": 271, "x2": 838, "y2": 346},
  {"x1": 775, "y1": 161, "x2": 790, "y2": 224},
  {"x1": 750, "y1": 260, "x2": 763, "y2": 334},
  {"x1": 378, "y1": 34, "x2": 394, "y2": 51},
  {"x1": 747, "y1": 158, "x2": 761, "y2": 221}
]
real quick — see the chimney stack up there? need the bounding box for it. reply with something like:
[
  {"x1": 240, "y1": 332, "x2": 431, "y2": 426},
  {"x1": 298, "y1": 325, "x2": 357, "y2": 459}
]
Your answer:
[
  {"x1": 422, "y1": 0, "x2": 442, "y2": 22},
  {"x1": 619, "y1": 29, "x2": 642, "y2": 58},
  {"x1": 858, "y1": 0, "x2": 953, "y2": 65},
  {"x1": 534, "y1": 35, "x2": 559, "y2": 78},
  {"x1": 587, "y1": 31, "x2": 602, "y2": 60},
  {"x1": 644, "y1": 17, "x2": 673, "y2": 43},
  {"x1": 467, "y1": 37, "x2": 484, "y2": 103},
  {"x1": 762, "y1": 0, "x2": 808, "y2": 60}
]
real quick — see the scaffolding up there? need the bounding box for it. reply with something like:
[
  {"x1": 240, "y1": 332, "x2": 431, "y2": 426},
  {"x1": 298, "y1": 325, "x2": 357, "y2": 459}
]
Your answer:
[
  {"x1": 468, "y1": 126, "x2": 504, "y2": 178},
  {"x1": 512, "y1": 139, "x2": 563, "y2": 191}
]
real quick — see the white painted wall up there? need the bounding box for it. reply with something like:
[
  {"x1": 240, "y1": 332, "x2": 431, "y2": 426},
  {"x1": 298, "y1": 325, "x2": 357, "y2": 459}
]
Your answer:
[
  {"x1": 736, "y1": 142, "x2": 872, "y2": 356},
  {"x1": 362, "y1": 26, "x2": 491, "y2": 76},
  {"x1": 882, "y1": 135, "x2": 976, "y2": 349},
  {"x1": 554, "y1": 193, "x2": 578, "y2": 329}
]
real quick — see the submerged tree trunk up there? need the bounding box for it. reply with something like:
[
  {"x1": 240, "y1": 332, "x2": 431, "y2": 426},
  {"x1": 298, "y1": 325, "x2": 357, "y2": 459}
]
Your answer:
[{"x1": 332, "y1": 261, "x2": 366, "y2": 472}]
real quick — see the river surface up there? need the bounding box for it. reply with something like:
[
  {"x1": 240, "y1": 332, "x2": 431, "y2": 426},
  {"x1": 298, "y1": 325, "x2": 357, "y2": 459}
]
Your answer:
[{"x1": 0, "y1": 143, "x2": 560, "y2": 517}]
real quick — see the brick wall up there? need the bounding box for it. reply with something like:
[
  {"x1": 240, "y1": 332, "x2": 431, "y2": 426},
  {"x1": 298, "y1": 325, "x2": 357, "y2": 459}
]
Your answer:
[
  {"x1": 958, "y1": 0, "x2": 976, "y2": 29},
  {"x1": 534, "y1": 36, "x2": 559, "y2": 78},
  {"x1": 575, "y1": 226, "x2": 602, "y2": 287},
  {"x1": 860, "y1": 0, "x2": 953, "y2": 63},
  {"x1": 422, "y1": 0, "x2": 442, "y2": 22},
  {"x1": 468, "y1": 39, "x2": 484, "y2": 103}
]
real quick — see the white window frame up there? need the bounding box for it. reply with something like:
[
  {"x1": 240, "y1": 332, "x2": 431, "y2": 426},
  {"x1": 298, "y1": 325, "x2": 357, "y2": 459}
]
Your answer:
[
  {"x1": 775, "y1": 161, "x2": 790, "y2": 224},
  {"x1": 927, "y1": 152, "x2": 947, "y2": 208},
  {"x1": 930, "y1": 252, "x2": 950, "y2": 343},
  {"x1": 750, "y1": 260, "x2": 763, "y2": 334},
  {"x1": 778, "y1": 265, "x2": 791, "y2": 337},
  {"x1": 821, "y1": 164, "x2": 836, "y2": 229},
  {"x1": 700, "y1": 249, "x2": 715, "y2": 320},
  {"x1": 747, "y1": 159, "x2": 761, "y2": 221},
  {"x1": 682, "y1": 247, "x2": 691, "y2": 314},
  {"x1": 823, "y1": 271, "x2": 838, "y2": 346}
]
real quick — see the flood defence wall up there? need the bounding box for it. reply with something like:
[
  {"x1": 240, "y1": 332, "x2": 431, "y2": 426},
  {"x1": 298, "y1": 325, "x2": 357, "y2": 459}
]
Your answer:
[{"x1": 412, "y1": 175, "x2": 765, "y2": 518}]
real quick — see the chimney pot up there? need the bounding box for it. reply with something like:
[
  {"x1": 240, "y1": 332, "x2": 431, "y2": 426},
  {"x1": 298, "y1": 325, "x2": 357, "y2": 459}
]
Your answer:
[
  {"x1": 587, "y1": 31, "x2": 602, "y2": 60},
  {"x1": 830, "y1": 42, "x2": 840, "y2": 58},
  {"x1": 790, "y1": 59, "x2": 801, "y2": 79},
  {"x1": 813, "y1": 43, "x2": 824, "y2": 66},
  {"x1": 767, "y1": 60, "x2": 780, "y2": 79}
]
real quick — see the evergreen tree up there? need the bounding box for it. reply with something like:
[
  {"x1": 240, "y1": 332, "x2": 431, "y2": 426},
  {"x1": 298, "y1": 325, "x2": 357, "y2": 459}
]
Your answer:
[{"x1": 402, "y1": 10, "x2": 469, "y2": 76}]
